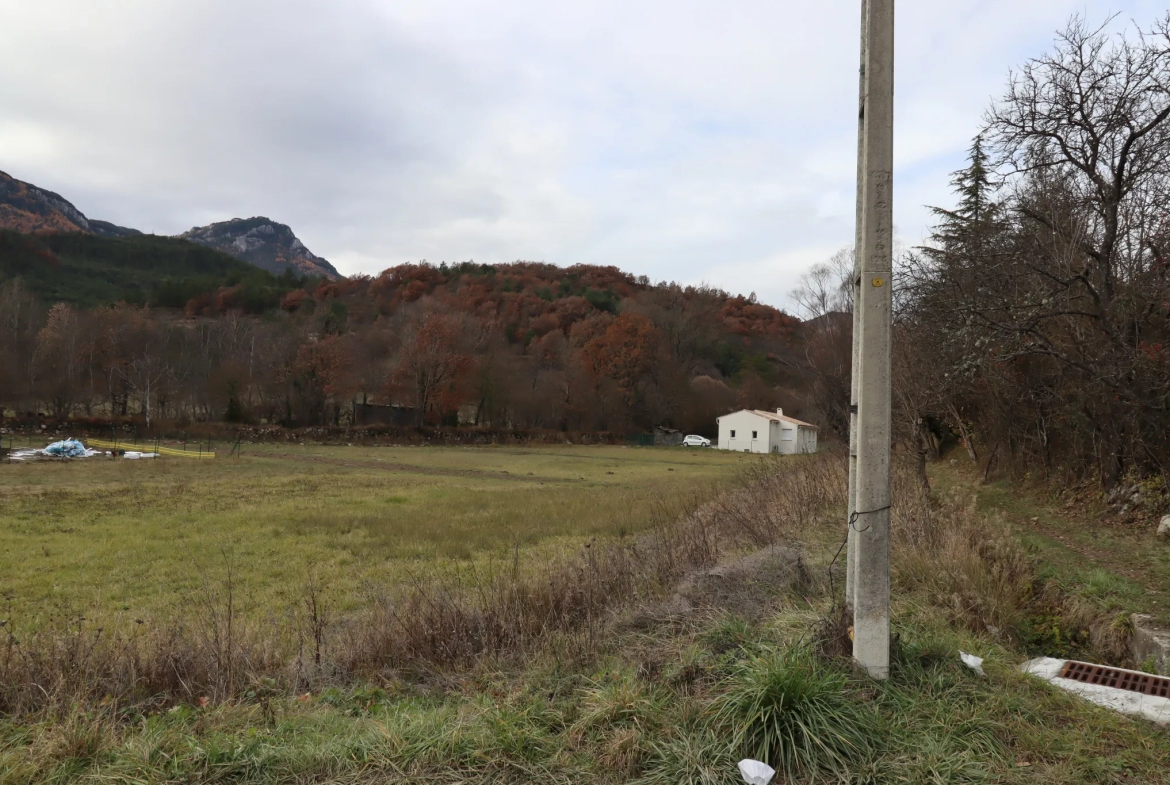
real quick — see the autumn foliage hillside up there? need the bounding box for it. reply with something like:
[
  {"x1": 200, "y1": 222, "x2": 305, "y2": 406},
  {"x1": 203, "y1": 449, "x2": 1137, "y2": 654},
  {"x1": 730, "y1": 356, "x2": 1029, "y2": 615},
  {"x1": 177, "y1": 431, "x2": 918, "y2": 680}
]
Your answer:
[{"x1": 2, "y1": 258, "x2": 823, "y2": 437}]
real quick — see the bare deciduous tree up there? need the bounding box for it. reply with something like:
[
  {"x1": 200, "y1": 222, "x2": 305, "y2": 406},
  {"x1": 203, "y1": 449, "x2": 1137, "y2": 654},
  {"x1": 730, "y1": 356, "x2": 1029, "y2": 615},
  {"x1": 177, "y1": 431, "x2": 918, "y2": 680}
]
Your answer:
[{"x1": 899, "y1": 13, "x2": 1170, "y2": 486}]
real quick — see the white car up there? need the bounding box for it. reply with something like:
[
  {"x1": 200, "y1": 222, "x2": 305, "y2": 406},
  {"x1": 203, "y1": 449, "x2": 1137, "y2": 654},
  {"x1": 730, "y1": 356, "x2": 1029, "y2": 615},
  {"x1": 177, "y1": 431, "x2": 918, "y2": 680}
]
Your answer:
[{"x1": 682, "y1": 434, "x2": 711, "y2": 447}]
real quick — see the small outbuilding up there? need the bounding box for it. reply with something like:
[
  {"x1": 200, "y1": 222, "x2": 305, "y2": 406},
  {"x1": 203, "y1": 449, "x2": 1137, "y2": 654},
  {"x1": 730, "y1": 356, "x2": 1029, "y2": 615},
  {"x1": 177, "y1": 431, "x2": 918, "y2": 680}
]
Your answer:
[
  {"x1": 654, "y1": 425, "x2": 684, "y2": 446},
  {"x1": 716, "y1": 409, "x2": 818, "y2": 454},
  {"x1": 352, "y1": 402, "x2": 417, "y2": 426}
]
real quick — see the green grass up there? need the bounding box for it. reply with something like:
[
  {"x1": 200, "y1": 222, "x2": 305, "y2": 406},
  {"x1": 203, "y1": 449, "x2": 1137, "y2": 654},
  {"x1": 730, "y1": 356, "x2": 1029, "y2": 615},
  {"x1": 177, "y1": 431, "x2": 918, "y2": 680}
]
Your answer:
[
  {"x1": 5, "y1": 603, "x2": 1170, "y2": 784},
  {"x1": 932, "y1": 460, "x2": 1170, "y2": 624},
  {"x1": 5, "y1": 450, "x2": 1170, "y2": 783},
  {"x1": 713, "y1": 647, "x2": 878, "y2": 779},
  {"x1": 0, "y1": 444, "x2": 749, "y2": 625}
]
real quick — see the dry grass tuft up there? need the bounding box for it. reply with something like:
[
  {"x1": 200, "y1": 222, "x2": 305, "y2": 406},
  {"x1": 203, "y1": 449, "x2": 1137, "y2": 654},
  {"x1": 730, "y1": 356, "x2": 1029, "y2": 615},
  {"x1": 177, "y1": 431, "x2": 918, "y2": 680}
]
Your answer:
[
  {"x1": 891, "y1": 458, "x2": 1134, "y2": 661},
  {"x1": 894, "y1": 494, "x2": 1036, "y2": 638}
]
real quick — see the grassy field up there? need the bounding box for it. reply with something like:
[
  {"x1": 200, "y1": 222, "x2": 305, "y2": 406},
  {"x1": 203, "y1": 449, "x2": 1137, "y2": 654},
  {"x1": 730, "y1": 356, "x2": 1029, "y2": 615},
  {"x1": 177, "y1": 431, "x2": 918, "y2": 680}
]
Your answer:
[
  {"x1": 6, "y1": 450, "x2": 1170, "y2": 784},
  {"x1": 0, "y1": 443, "x2": 750, "y2": 625}
]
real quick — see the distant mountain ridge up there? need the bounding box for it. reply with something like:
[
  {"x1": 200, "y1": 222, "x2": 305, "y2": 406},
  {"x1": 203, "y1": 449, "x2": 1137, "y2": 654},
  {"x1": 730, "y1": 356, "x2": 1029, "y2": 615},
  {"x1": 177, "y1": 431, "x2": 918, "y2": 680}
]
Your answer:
[
  {"x1": 0, "y1": 228, "x2": 300, "y2": 309},
  {"x1": 179, "y1": 217, "x2": 340, "y2": 280},
  {"x1": 0, "y1": 170, "x2": 140, "y2": 238},
  {"x1": 0, "y1": 169, "x2": 338, "y2": 279}
]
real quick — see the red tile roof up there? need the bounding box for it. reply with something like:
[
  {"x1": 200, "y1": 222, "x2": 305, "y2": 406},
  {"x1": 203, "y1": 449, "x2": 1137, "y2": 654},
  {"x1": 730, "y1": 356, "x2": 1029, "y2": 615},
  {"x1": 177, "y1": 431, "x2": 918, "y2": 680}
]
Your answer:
[{"x1": 749, "y1": 410, "x2": 818, "y2": 428}]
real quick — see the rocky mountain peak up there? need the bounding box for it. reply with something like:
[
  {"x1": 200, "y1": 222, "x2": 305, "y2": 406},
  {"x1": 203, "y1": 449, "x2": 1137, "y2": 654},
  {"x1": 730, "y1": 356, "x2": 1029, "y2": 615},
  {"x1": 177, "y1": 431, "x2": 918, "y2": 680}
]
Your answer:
[
  {"x1": 0, "y1": 170, "x2": 138, "y2": 238},
  {"x1": 0, "y1": 170, "x2": 340, "y2": 280},
  {"x1": 179, "y1": 217, "x2": 339, "y2": 280}
]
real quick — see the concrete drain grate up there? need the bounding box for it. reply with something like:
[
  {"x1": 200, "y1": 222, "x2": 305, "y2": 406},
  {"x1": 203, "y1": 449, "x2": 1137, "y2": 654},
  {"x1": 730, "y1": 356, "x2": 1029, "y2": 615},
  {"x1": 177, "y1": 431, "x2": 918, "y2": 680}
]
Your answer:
[{"x1": 1059, "y1": 661, "x2": 1170, "y2": 698}]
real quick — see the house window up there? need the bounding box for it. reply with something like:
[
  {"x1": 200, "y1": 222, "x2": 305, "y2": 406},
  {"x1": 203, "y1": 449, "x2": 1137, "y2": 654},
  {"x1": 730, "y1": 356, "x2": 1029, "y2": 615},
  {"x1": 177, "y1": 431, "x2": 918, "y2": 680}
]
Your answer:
[
  {"x1": 730, "y1": 430, "x2": 736, "y2": 438},
  {"x1": 752, "y1": 431, "x2": 757, "y2": 439}
]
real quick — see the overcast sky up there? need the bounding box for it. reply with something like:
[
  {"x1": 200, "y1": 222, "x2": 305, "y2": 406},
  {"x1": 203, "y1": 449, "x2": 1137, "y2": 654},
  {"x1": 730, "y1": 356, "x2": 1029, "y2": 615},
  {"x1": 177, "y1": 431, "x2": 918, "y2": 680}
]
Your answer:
[{"x1": 0, "y1": 1, "x2": 1162, "y2": 309}]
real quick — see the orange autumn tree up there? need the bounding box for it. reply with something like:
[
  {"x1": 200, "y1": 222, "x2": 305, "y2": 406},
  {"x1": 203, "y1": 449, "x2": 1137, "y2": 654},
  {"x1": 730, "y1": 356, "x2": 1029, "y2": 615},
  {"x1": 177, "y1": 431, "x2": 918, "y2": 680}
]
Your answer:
[
  {"x1": 290, "y1": 335, "x2": 353, "y2": 425},
  {"x1": 580, "y1": 312, "x2": 662, "y2": 402},
  {"x1": 392, "y1": 311, "x2": 474, "y2": 425}
]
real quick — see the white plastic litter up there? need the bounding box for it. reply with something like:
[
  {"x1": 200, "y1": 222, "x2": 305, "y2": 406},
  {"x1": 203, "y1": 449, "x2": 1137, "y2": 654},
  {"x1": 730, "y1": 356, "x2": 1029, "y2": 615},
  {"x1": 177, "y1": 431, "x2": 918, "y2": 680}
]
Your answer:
[
  {"x1": 738, "y1": 759, "x2": 776, "y2": 785},
  {"x1": 9, "y1": 443, "x2": 99, "y2": 460},
  {"x1": 45, "y1": 438, "x2": 89, "y2": 457},
  {"x1": 5, "y1": 440, "x2": 156, "y2": 461},
  {"x1": 960, "y1": 651, "x2": 985, "y2": 676}
]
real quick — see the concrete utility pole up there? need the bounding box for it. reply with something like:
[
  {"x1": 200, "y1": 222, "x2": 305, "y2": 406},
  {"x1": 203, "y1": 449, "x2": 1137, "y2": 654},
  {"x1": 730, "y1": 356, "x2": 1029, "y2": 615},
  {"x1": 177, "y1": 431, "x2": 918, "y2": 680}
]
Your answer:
[
  {"x1": 846, "y1": 0, "x2": 894, "y2": 680},
  {"x1": 844, "y1": 0, "x2": 867, "y2": 617}
]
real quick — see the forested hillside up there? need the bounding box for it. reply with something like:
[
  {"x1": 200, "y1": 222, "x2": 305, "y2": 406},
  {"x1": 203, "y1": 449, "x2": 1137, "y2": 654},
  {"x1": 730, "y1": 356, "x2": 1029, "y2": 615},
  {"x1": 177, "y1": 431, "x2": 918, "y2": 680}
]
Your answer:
[
  {"x1": 0, "y1": 230, "x2": 307, "y2": 309},
  {"x1": 0, "y1": 255, "x2": 817, "y2": 434}
]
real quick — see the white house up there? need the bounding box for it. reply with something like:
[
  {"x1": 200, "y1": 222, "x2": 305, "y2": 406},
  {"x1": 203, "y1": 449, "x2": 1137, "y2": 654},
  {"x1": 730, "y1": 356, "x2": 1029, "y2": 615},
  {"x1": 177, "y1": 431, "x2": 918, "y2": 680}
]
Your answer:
[{"x1": 716, "y1": 409, "x2": 818, "y2": 454}]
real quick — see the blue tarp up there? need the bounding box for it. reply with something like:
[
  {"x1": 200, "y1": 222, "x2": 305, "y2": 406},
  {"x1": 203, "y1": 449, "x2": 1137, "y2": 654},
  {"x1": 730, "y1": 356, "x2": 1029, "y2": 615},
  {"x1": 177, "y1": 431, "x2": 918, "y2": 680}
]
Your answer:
[{"x1": 44, "y1": 439, "x2": 88, "y2": 458}]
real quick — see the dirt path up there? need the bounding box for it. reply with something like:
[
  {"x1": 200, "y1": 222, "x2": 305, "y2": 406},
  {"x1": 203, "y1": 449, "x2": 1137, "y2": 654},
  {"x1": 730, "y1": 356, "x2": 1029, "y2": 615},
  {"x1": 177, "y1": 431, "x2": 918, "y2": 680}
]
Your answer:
[
  {"x1": 943, "y1": 466, "x2": 1170, "y2": 622},
  {"x1": 257, "y1": 450, "x2": 573, "y2": 483},
  {"x1": 1026, "y1": 519, "x2": 1162, "y2": 588},
  {"x1": 1013, "y1": 514, "x2": 1170, "y2": 618}
]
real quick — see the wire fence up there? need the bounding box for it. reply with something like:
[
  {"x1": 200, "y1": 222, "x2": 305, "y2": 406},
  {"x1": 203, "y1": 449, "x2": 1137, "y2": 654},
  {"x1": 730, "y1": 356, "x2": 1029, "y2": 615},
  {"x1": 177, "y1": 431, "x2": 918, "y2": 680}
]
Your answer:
[{"x1": 86, "y1": 437, "x2": 216, "y2": 459}]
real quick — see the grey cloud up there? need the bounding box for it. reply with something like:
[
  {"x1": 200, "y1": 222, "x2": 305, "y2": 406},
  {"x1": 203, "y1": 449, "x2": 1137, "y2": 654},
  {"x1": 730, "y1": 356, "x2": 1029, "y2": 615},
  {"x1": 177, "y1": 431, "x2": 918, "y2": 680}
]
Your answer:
[{"x1": 0, "y1": 0, "x2": 1161, "y2": 307}]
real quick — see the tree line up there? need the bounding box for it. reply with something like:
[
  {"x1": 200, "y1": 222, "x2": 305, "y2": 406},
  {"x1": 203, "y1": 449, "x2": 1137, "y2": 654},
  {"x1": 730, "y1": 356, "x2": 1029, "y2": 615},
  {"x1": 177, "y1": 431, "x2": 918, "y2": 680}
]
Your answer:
[
  {"x1": 795, "y1": 13, "x2": 1170, "y2": 488},
  {"x1": 0, "y1": 259, "x2": 825, "y2": 435}
]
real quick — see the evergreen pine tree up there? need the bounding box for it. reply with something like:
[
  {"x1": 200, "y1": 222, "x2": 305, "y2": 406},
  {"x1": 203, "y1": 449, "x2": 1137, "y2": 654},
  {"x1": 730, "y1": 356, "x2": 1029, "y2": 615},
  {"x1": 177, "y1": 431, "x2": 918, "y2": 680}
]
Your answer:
[{"x1": 925, "y1": 135, "x2": 1000, "y2": 260}]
